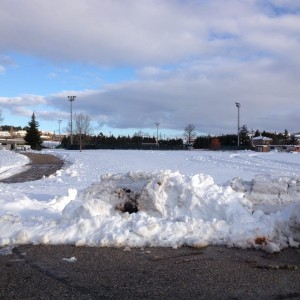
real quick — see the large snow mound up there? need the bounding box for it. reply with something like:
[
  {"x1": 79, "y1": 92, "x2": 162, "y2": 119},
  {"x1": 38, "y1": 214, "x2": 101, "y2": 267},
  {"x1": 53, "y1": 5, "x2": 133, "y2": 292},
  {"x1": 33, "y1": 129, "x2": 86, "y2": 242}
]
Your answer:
[
  {"x1": 63, "y1": 171, "x2": 251, "y2": 221},
  {"x1": 60, "y1": 171, "x2": 300, "y2": 251}
]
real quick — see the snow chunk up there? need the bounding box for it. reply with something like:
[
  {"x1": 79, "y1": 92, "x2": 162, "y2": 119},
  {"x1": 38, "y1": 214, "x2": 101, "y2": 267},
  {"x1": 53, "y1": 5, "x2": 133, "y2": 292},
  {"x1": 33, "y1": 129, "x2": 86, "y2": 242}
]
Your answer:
[
  {"x1": 231, "y1": 175, "x2": 300, "y2": 213},
  {"x1": 62, "y1": 256, "x2": 77, "y2": 262}
]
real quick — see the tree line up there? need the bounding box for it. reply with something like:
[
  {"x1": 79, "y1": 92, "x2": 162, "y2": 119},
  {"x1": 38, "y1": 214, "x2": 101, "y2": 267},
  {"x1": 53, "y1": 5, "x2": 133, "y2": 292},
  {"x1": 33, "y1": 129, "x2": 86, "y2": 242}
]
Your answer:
[
  {"x1": 193, "y1": 125, "x2": 298, "y2": 150},
  {"x1": 60, "y1": 133, "x2": 184, "y2": 150},
  {"x1": 3, "y1": 111, "x2": 298, "y2": 151}
]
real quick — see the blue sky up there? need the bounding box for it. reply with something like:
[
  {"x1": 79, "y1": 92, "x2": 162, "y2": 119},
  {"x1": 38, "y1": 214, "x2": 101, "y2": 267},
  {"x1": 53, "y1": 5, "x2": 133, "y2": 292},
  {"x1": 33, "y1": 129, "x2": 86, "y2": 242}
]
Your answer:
[
  {"x1": 1, "y1": 0, "x2": 300, "y2": 137},
  {"x1": 1, "y1": 54, "x2": 135, "y2": 96}
]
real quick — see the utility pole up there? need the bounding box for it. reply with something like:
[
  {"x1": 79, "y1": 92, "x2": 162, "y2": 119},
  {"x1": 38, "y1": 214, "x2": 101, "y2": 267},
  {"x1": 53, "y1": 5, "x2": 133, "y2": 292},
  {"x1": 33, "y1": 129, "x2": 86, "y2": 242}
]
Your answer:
[
  {"x1": 68, "y1": 96, "x2": 76, "y2": 145},
  {"x1": 235, "y1": 102, "x2": 241, "y2": 148}
]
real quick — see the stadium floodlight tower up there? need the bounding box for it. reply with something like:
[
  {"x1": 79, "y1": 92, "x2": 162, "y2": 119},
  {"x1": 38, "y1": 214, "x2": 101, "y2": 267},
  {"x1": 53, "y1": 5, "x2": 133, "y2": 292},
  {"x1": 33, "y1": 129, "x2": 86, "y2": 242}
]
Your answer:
[
  {"x1": 155, "y1": 122, "x2": 160, "y2": 146},
  {"x1": 58, "y1": 119, "x2": 62, "y2": 135},
  {"x1": 68, "y1": 96, "x2": 76, "y2": 145},
  {"x1": 57, "y1": 120, "x2": 62, "y2": 142},
  {"x1": 235, "y1": 102, "x2": 241, "y2": 148},
  {"x1": 58, "y1": 119, "x2": 62, "y2": 145}
]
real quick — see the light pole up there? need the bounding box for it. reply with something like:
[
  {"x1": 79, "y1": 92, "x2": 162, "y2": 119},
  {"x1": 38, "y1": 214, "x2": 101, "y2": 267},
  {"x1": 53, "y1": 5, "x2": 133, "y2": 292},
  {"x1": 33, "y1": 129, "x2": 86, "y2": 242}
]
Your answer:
[
  {"x1": 155, "y1": 122, "x2": 160, "y2": 147},
  {"x1": 235, "y1": 102, "x2": 240, "y2": 148},
  {"x1": 68, "y1": 96, "x2": 76, "y2": 145},
  {"x1": 58, "y1": 120, "x2": 62, "y2": 144}
]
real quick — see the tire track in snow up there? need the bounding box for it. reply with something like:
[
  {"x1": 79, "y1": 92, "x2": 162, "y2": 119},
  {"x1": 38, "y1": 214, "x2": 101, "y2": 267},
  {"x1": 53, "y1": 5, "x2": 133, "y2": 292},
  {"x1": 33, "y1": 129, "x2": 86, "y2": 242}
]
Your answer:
[{"x1": 189, "y1": 152, "x2": 300, "y2": 178}]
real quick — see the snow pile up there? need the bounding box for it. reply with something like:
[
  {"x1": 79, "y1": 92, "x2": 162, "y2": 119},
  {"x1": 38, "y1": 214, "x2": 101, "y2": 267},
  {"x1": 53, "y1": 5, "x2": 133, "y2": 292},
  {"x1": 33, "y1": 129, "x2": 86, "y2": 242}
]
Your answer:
[
  {"x1": 64, "y1": 171, "x2": 250, "y2": 221},
  {"x1": 60, "y1": 171, "x2": 299, "y2": 251},
  {"x1": 231, "y1": 175, "x2": 300, "y2": 212},
  {"x1": 289, "y1": 202, "x2": 300, "y2": 242},
  {"x1": 0, "y1": 149, "x2": 299, "y2": 253},
  {"x1": 0, "y1": 150, "x2": 29, "y2": 180}
]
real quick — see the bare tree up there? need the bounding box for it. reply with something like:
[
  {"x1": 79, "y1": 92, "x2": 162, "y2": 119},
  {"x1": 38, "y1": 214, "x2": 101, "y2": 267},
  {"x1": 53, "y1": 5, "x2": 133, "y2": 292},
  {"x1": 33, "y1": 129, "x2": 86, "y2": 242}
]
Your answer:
[
  {"x1": 183, "y1": 124, "x2": 197, "y2": 145},
  {"x1": 74, "y1": 112, "x2": 92, "y2": 151}
]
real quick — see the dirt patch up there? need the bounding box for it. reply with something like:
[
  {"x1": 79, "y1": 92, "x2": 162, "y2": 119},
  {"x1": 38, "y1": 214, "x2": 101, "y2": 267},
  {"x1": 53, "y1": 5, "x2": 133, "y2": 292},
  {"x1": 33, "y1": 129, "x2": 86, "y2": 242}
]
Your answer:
[
  {"x1": 0, "y1": 152, "x2": 64, "y2": 183},
  {"x1": 23, "y1": 153, "x2": 63, "y2": 165}
]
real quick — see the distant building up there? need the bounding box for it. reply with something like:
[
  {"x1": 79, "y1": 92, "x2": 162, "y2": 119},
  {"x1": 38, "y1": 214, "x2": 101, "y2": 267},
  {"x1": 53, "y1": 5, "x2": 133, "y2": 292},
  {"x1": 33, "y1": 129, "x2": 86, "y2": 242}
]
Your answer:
[
  {"x1": 0, "y1": 129, "x2": 55, "y2": 150},
  {"x1": 251, "y1": 136, "x2": 273, "y2": 152},
  {"x1": 251, "y1": 136, "x2": 273, "y2": 147},
  {"x1": 0, "y1": 138, "x2": 27, "y2": 150},
  {"x1": 294, "y1": 132, "x2": 300, "y2": 143},
  {"x1": 15, "y1": 130, "x2": 27, "y2": 137},
  {"x1": 0, "y1": 131, "x2": 11, "y2": 138}
]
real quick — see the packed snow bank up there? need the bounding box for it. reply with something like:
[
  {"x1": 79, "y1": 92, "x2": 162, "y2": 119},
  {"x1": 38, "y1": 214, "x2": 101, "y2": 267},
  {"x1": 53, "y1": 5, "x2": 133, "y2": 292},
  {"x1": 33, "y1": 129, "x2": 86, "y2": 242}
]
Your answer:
[
  {"x1": 0, "y1": 149, "x2": 299, "y2": 253},
  {"x1": 63, "y1": 171, "x2": 251, "y2": 220},
  {"x1": 60, "y1": 171, "x2": 299, "y2": 252},
  {"x1": 231, "y1": 175, "x2": 300, "y2": 213},
  {"x1": 0, "y1": 150, "x2": 29, "y2": 180}
]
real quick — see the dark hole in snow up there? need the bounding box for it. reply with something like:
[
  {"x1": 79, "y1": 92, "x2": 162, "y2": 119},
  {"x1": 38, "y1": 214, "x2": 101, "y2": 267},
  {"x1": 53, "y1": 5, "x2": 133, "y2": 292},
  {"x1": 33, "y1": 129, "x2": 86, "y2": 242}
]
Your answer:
[
  {"x1": 115, "y1": 188, "x2": 139, "y2": 214},
  {"x1": 123, "y1": 201, "x2": 138, "y2": 214}
]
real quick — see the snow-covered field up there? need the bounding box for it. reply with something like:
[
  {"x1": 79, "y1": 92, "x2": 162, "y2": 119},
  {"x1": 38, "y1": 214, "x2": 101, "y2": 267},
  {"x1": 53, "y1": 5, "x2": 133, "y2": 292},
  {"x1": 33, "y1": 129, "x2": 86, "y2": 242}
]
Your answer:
[{"x1": 0, "y1": 149, "x2": 299, "y2": 253}]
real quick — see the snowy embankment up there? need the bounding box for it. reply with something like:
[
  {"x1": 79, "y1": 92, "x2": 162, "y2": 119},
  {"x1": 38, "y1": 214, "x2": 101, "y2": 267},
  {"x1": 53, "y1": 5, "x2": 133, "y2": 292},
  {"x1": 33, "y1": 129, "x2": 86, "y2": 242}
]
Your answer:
[
  {"x1": 0, "y1": 149, "x2": 299, "y2": 253},
  {"x1": 0, "y1": 150, "x2": 29, "y2": 180}
]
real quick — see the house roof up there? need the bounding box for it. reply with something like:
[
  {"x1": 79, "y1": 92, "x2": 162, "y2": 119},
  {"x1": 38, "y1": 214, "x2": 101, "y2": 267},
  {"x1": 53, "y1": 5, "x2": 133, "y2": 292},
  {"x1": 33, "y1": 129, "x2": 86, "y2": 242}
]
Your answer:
[{"x1": 252, "y1": 136, "x2": 273, "y2": 141}]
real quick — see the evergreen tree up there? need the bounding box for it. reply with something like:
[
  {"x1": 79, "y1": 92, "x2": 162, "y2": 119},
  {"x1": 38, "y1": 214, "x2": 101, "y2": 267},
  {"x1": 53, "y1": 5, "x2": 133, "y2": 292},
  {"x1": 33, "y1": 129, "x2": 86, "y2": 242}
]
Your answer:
[
  {"x1": 254, "y1": 129, "x2": 260, "y2": 137},
  {"x1": 240, "y1": 125, "x2": 251, "y2": 147},
  {"x1": 289, "y1": 134, "x2": 297, "y2": 145},
  {"x1": 193, "y1": 136, "x2": 211, "y2": 149},
  {"x1": 24, "y1": 113, "x2": 43, "y2": 150},
  {"x1": 219, "y1": 134, "x2": 237, "y2": 147},
  {"x1": 60, "y1": 136, "x2": 70, "y2": 148}
]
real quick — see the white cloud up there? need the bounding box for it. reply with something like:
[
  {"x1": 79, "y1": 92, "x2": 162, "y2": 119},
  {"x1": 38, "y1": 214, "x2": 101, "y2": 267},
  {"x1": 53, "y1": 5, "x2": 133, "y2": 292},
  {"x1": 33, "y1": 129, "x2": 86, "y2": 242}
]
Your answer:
[
  {"x1": 0, "y1": 65, "x2": 5, "y2": 74},
  {"x1": 0, "y1": 0, "x2": 290, "y2": 66},
  {"x1": 43, "y1": 53, "x2": 300, "y2": 134},
  {"x1": 4, "y1": 53, "x2": 299, "y2": 134},
  {"x1": 47, "y1": 72, "x2": 57, "y2": 79},
  {"x1": 0, "y1": 0, "x2": 299, "y2": 134},
  {"x1": 35, "y1": 109, "x2": 69, "y2": 122},
  {"x1": 0, "y1": 95, "x2": 47, "y2": 107},
  {"x1": 1, "y1": 1, "x2": 299, "y2": 69},
  {"x1": 136, "y1": 66, "x2": 171, "y2": 79}
]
